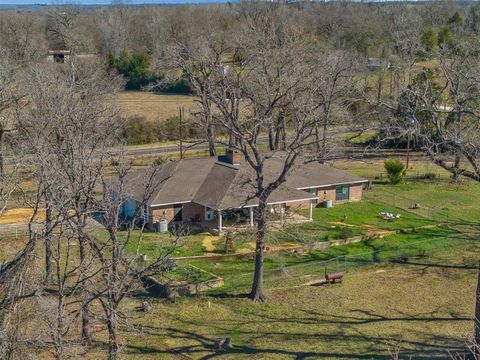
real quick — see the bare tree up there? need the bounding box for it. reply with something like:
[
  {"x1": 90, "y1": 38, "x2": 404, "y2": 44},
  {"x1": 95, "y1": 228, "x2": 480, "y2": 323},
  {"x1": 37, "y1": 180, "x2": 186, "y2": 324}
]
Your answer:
[
  {"x1": 168, "y1": 38, "x2": 227, "y2": 156},
  {"x1": 377, "y1": 46, "x2": 480, "y2": 182},
  {"x1": 0, "y1": 50, "x2": 22, "y2": 178},
  {"x1": 16, "y1": 60, "x2": 125, "y2": 345},
  {"x1": 0, "y1": 14, "x2": 44, "y2": 65},
  {"x1": 90, "y1": 159, "x2": 175, "y2": 360},
  {"x1": 310, "y1": 49, "x2": 357, "y2": 163},
  {"x1": 206, "y1": 13, "x2": 319, "y2": 301}
]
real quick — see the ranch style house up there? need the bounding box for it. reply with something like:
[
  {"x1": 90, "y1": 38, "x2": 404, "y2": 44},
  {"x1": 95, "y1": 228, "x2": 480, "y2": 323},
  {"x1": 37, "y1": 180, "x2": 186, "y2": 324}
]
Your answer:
[{"x1": 115, "y1": 149, "x2": 369, "y2": 233}]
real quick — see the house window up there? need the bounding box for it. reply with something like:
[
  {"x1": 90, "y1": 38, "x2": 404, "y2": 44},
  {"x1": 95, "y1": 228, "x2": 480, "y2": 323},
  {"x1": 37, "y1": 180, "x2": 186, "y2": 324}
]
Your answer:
[
  {"x1": 335, "y1": 184, "x2": 350, "y2": 201},
  {"x1": 205, "y1": 207, "x2": 214, "y2": 221}
]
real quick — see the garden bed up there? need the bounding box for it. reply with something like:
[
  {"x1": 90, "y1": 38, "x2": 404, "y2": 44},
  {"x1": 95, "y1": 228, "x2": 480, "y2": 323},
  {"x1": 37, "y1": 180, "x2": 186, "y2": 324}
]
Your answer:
[{"x1": 142, "y1": 264, "x2": 224, "y2": 298}]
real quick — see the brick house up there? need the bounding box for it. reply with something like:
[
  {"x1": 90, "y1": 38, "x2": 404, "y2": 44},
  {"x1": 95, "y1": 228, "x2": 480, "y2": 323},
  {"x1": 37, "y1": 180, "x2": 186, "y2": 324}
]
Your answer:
[{"x1": 114, "y1": 150, "x2": 369, "y2": 233}]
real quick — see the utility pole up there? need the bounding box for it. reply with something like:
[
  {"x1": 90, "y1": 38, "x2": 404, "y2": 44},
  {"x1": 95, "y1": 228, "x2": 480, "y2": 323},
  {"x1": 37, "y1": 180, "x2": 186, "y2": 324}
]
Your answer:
[{"x1": 179, "y1": 106, "x2": 183, "y2": 160}]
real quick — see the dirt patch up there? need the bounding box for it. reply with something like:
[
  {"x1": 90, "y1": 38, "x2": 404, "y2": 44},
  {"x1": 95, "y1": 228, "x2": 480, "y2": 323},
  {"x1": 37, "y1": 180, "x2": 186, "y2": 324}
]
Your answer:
[
  {"x1": 329, "y1": 221, "x2": 358, "y2": 228},
  {"x1": 247, "y1": 242, "x2": 299, "y2": 252},
  {"x1": 362, "y1": 225, "x2": 396, "y2": 238},
  {"x1": 0, "y1": 208, "x2": 45, "y2": 225},
  {"x1": 202, "y1": 235, "x2": 220, "y2": 252}
]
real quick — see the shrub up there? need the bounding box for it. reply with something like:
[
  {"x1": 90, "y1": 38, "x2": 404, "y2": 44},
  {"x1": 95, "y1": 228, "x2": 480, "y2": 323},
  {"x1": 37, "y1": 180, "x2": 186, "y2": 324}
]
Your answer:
[
  {"x1": 160, "y1": 77, "x2": 192, "y2": 94},
  {"x1": 121, "y1": 115, "x2": 205, "y2": 145},
  {"x1": 384, "y1": 159, "x2": 406, "y2": 185},
  {"x1": 339, "y1": 227, "x2": 353, "y2": 239},
  {"x1": 108, "y1": 52, "x2": 156, "y2": 90},
  {"x1": 121, "y1": 116, "x2": 158, "y2": 145}
]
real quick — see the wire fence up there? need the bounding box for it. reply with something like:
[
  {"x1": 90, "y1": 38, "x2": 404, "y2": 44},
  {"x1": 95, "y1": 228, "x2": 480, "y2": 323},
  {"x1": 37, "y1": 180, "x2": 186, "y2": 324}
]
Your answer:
[
  {"x1": 218, "y1": 234, "x2": 479, "y2": 292},
  {"x1": 0, "y1": 223, "x2": 39, "y2": 238},
  {"x1": 365, "y1": 186, "x2": 455, "y2": 223},
  {"x1": 372, "y1": 172, "x2": 456, "y2": 184}
]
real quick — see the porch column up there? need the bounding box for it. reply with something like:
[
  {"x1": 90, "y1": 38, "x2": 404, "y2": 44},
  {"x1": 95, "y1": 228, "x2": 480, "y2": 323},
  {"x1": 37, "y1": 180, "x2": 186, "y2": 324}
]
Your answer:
[
  {"x1": 309, "y1": 201, "x2": 313, "y2": 221},
  {"x1": 218, "y1": 210, "x2": 223, "y2": 234},
  {"x1": 280, "y1": 205, "x2": 285, "y2": 226},
  {"x1": 249, "y1": 207, "x2": 254, "y2": 227}
]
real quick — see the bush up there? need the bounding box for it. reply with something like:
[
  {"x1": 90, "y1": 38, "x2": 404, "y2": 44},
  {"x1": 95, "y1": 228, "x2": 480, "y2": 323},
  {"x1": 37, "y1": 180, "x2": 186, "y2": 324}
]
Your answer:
[
  {"x1": 108, "y1": 52, "x2": 156, "y2": 90},
  {"x1": 384, "y1": 159, "x2": 406, "y2": 185},
  {"x1": 121, "y1": 116, "x2": 158, "y2": 145},
  {"x1": 160, "y1": 77, "x2": 192, "y2": 94},
  {"x1": 121, "y1": 115, "x2": 205, "y2": 145}
]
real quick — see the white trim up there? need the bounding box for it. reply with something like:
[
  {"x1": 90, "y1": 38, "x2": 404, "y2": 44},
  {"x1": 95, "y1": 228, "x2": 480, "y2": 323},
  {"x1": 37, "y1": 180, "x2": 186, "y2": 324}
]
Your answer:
[
  {"x1": 150, "y1": 200, "x2": 191, "y2": 207},
  {"x1": 296, "y1": 180, "x2": 368, "y2": 190},
  {"x1": 223, "y1": 196, "x2": 319, "y2": 210},
  {"x1": 218, "y1": 210, "x2": 223, "y2": 233}
]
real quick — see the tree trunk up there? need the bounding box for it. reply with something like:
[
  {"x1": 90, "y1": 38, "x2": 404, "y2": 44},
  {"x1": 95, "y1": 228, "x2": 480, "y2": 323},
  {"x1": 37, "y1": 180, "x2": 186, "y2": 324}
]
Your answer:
[
  {"x1": 452, "y1": 153, "x2": 461, "y2": 183},
  {"x1": 268, "y1": 123, "x2": 275, "y2": 151},
  {"x1": 274, "y1": 112, "x2": 287, "y2": 151},
  {"x1": 0, "y1": 127, "x2": 4, "y2": 177},
  {"x1": 107, "y1": 307, "x2": 119, "y2": 360},
  {"x1": 206, "y1": 122, "x2": 216, "y2": 157},
  {"x1": 250, "y1": 199, "x2": 267, "y2": 302},
  {"x1": 320, "y1": 107, "x2": 330, "y2": 164},
  {"x1": 475, "y1": 264, "x2": 480, "y2": 355},
  {"x1": 79, "y1": 241, "x2": 91, "y2": 345},
  {"x1": 44, "y1": 201, "x2": 52, "y2": 284},
  {"x1": 202, "y1": 96, "x2": 216, "y2": 157}
]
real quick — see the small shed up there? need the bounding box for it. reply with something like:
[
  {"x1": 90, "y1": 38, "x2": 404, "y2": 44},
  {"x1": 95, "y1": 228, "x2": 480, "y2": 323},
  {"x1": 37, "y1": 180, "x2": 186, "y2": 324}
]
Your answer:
[{"x1": 47, "y1": 50, "x2": 71, "y2": 63}]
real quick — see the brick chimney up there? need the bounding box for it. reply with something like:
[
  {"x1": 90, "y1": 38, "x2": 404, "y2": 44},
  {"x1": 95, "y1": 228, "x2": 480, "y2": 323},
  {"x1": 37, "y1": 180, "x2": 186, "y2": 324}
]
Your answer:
[{"x1": 226, "y1": 148, "x2": 241, "y2": 165}]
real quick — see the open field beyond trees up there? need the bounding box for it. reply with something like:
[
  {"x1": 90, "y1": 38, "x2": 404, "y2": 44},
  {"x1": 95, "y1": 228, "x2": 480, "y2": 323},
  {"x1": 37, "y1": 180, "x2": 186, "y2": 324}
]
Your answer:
[{"x1": 116, "y1": 91, "x2": 197, "y2": 123}]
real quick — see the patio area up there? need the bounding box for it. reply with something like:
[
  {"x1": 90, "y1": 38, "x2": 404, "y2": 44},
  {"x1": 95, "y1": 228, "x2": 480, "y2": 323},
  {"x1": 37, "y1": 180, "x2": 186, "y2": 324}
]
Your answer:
[{"x1": 189, "y1": 202, "x2": 314, "y2": 235}]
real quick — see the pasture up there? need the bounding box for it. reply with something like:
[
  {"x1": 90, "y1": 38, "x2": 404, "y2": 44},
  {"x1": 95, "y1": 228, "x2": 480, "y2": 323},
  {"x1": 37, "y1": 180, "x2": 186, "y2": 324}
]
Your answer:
[{"x1": 116, "y1": 91, "x2": 197, "y2": 123}]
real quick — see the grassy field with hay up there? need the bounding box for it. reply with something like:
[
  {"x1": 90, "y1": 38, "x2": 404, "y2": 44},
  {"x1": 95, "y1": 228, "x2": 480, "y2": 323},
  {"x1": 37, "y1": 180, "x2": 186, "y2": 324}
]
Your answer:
[{"x1": 116, "y1": 91, "x2": 197, "y2": 123}]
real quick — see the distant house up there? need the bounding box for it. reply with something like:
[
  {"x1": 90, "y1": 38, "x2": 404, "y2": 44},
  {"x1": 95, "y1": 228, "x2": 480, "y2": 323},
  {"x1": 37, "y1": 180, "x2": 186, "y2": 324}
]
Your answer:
[
  {"x1": 46, "y1": 50, "x2": 97, "y2": 64},
  {"x1": 110, "y1": 149, "x2": 369, "y2": 233},
  {"x1": 366, "y1": 57, "x2": 391, "y2": 71},
  {"x1": 47, "y1": 50, "x2": 71, "y2": 63}
]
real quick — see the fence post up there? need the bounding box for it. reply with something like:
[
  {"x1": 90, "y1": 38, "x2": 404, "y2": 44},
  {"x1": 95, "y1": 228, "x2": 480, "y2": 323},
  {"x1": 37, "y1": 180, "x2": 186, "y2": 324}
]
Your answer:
[
  {"x1": 336, "y1": 257, "x2": 339, "y2": 272},
  {"x1": 344, "y1": 256, "x2": 348, "y2": 273}
]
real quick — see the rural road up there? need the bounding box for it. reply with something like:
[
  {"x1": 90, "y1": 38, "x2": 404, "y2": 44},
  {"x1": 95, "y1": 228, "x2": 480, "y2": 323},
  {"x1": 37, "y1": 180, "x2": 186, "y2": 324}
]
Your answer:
[{"x1": 125, "y1": 140, "x2": 404, "y2": 160}]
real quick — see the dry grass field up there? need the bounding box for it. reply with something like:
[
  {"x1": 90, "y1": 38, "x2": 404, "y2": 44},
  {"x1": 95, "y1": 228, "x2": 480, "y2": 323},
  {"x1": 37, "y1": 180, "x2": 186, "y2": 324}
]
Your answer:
[
  {"x1": 0, "y1": 207, "x2": 45, "y2": 224},
  {"x1": 116, "y1": 91, "x2": 197, "y2": 122}
]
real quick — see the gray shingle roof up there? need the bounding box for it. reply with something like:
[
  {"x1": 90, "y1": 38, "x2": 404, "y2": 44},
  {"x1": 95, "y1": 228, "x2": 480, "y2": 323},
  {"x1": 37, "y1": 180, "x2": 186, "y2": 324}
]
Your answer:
[{"x1": 119, "y1": 156, "x2": 368, "y2": 210}]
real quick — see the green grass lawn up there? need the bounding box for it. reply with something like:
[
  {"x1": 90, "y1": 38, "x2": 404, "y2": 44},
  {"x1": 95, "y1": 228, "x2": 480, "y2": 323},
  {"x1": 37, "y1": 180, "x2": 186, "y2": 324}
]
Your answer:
[
  {"x1": 85, "y1": 161, "x2": 479, "y2": 359},
  {"x1": 101, "y1": 197, "x2": 445, "y2": 260},
  {"x1": 367, "y1": 181, "x2": 480, "y2": 224},
  {"x1": 184, "y1": 225, "x2": 461, "y2": 294},
  {"x1": 95, "y1": 230, "x2": 209, "y2": 258},
  {"x1": 97, "y1": 242, "x2": 479, "y2": 360}
]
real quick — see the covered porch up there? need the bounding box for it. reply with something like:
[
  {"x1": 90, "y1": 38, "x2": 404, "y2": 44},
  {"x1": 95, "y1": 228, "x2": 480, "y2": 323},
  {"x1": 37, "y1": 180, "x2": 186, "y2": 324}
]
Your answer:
[{"x1": 211, "y1": 200, "x2": 314, "y2": 234}]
